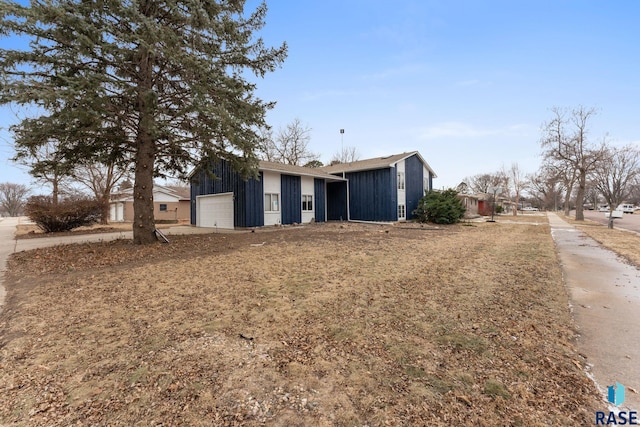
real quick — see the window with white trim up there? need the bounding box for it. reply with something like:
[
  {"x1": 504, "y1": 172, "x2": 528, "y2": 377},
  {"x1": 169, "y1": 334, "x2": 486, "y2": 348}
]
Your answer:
[
  {"x1": 264, "y1": 193, "x2": 279, "y2": 212},
  {"x1": 397, "y1": 172, "x2": 405, "y2": 190},
  {"x1": 302, "y1": 194, "x2": 313, "y2": 211},
  {"x1": 398, "y1": 204, "x2": 406, "y2": 219}
]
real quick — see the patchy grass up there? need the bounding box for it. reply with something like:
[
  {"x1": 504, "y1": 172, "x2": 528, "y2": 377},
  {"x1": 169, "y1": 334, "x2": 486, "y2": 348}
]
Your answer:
[{"x1": 0, "y1": 221, "x2": 601, "y2": 426}]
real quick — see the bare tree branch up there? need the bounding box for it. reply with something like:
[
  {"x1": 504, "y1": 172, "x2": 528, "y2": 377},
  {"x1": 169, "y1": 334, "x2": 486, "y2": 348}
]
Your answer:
[
  {"x1": 591, "y1": 144, "x2": 640, "y2": 228},
  {"x1": 257, "y1": 118, "x2": 319, "y2": 166},
  {"x1": 0, "y1": 182, "x2": 30, "y2": 216}
]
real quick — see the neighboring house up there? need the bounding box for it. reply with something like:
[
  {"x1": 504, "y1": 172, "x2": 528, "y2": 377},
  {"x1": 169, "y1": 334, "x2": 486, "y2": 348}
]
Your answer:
[
  {"x1": 476, "y1": 193, "x2": 512, "y2": 216},
  {"x1": 320, "y1": 151, "x2": 437, "y2": 222},
  {"x1": 189, "y1": 160, "x2": 347, "y2": 229},
  {"x1": 459, "y1": 194, "x2": 480, "y2": 217},
  {"x1": 110, "y1": 185, "x2": 191, "y2": 223}
]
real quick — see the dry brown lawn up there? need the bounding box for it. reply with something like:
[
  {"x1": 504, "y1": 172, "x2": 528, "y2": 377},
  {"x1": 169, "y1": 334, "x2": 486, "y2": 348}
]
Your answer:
[{"x1": 0, "y1": 220, "x2": 602, "y2": 426}]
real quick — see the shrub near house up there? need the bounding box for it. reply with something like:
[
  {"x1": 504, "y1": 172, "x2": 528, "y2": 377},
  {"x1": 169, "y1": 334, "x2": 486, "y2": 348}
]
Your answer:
[
  {"x1": 25, "y1": 195, "x2": 102, "y2": 232},
  {"x1": 414, "y1": 189, "x2": 465, "y2": 224}
]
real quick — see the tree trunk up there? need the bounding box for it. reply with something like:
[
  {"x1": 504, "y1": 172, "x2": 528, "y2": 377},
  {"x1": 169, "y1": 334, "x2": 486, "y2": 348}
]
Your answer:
[
  {"x1": 132, "y1": 31, "x2": 157, "y2": 245},
  {"x1": 608, "y1": 212, "x2": 614, "y2": 229},
  {"x1": 575, "y1": 172, "x2": 586, "y2": 221},
  {"x1": 100, "y1": 194, "x2": 110, "y2": 225},
  {"x1": 132, "y1": 134, "x2": 156, "y2": 244},
  {"x1": 52, "y1": 178, "x2": 59, "y2": 205},
  {"x1": 563, "y1": 187, "x2": 572, "y2": 216}
]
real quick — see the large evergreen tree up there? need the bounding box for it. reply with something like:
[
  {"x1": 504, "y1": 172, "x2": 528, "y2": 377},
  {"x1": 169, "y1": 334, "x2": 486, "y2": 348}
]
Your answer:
[{"x1": 0, "y1": 0, "x2": 287, "y2": 243}]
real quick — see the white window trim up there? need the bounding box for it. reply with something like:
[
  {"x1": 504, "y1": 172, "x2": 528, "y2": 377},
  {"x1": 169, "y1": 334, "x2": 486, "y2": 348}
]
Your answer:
[
  {"x1": 398, "y1": 172, "x2": 405, "y2": 190},
  {"x1": 302, "y1": 194, "x2": 313, "y2": 212},
  {"x1": 398, "y1": 204, "x2": 406, "y2": 219},
  {"x1": 265, "y1": 193, "x2": 280, "y2": 212}
]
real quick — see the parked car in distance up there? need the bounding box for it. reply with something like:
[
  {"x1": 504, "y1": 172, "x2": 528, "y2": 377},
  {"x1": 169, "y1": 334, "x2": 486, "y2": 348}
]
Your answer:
[
  {"x1": 598, "y1": 205, "x2": 609, "y2": 212},
  {"x1": 617, "y1": 204, "x2": 635, "y2": 214},
  {"x1": 522, "y1": 207, "x2": 539, "y2": 211}
]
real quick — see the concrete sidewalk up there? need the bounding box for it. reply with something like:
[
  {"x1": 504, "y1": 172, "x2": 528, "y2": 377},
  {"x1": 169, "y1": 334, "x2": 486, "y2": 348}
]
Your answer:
[{"x1": 548, "y1": 212, "x2": 640, "y2": 411}]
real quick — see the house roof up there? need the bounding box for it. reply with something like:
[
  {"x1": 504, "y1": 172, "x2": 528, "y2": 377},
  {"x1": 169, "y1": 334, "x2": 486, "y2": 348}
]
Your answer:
[
  {"x1": 320, "y1": 151, "x2": 437, "y2": 177},
  {"x1": 258, "y1": 160, "x2": 346, "y2": 181},
  {"x1": 111, "y1": 184, "x2": 190, "y2": 202},
  {"x1": 165, "y1": 185, "x2": 191, "y2": 200}
]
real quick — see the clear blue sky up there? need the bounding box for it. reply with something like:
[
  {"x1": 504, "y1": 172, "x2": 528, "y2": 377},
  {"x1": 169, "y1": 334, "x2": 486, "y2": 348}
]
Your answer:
[{"x1": 1, "y1": 0, "x2": 639, "y2": 190}]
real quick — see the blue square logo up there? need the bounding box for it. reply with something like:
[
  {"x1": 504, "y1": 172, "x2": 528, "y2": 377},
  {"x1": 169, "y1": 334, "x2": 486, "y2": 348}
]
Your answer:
[{"x1": 608, "y1": 382, "x2": 625, "y2": 406}]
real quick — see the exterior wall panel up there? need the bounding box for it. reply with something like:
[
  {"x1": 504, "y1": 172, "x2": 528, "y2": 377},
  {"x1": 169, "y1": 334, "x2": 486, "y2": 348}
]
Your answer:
[
  {"x1": 281, "y1": 174, "x2": 302, "y2": 224},
  {"x1": 347, "y1": 168, "x2": 396, "y2": 221},
  {"x1": 404, "y1": 154, "x2": 425, "y2": 220},
  {"x1": 314, "y1": 178, "x2": 326, "y2": 222},
  {"x1": 190, "y1": 159, "x2": 263, "y2": 227},
  {"x1": 243, "y1": 172, "x2": 264, "y2": 227}
]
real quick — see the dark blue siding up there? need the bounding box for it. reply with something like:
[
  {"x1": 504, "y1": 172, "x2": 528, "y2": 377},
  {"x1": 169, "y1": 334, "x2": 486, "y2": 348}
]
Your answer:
[
  {"x1": 327, "y1": 181, "x2": 348, "y2": 221},
  {"x1": 281, "y1": 174, "x2": 301, "y2": 224},
  {"x1": 404, "y1": 155, "x2": 424, "y2": 219},
  {"x1": 243, "y1": 172, "x2": 264, "y2": 227},
  {"x1": 189, "y1": 160, "x2": 263, "y2": 227},
  {"x1": 347, "y1": 168, "x2": 396, "y2": 221},
  {"x1": 314, "y1": 178, "x2": 326, "y2": 222}
]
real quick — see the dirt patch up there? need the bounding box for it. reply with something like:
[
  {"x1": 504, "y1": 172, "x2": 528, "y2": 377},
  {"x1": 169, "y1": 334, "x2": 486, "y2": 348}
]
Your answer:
[{"x1": 0, "y1": 221, "x2": 602, "y2": 425}]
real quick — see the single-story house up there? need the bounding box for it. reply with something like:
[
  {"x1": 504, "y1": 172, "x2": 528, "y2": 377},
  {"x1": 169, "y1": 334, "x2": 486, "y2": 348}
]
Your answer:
[
  {"x1": 110, "y1": 185, "x2": 191, "y2": 223},
  {"x1": 320, "y1": 151, "x2": 437, "y2": 221},
  {"x1": 458, "y1": 194, "x2": 480, "y2": 217},
  {"x1": 189, "y1": 159, "x2": 346, "y2": 229},
  {"x1": 476, "y1": 193, "x2": 513, "y2": 216}
]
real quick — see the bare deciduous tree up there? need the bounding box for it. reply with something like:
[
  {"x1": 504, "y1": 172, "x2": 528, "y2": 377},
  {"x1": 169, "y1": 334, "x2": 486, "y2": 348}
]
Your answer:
[
  {"x1": 12, "y1": 140, "x2": 73, "y2": 204},
  {"x1": 0, "y1": 182, "x2": 30, "y2": 216},
  {"x1": 526, "y1": 170, "x2": 563, "y2": 211},
  {"x1": 540, "y1": 106, "x2": 605, "y2": 220},
  {"x1": 330, "y1": 146, "x2": 360, "y2": 165},
  {"x1": 72, "y1": 161, "x2": 130, "y2": 224},
  {"x1": 257, "y1": 118, "x2": 319, "y2": 166},
  {"x1": 591, "y1": 144, "x2": 640, "y2": 228},
  {"x1": 505, "y1": 163, "x2": 525, "y2": 215},
  {"x1": 464, "y1": 172, "x2": 509, "y2": 196},
  {"x1": 540, "y1": 157, "x2": 577, "y2": 215}
]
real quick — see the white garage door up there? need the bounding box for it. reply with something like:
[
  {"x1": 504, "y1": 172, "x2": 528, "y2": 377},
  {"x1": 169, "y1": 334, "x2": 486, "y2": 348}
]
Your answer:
[{"x1": 196, "y1": 193, "x2": 234, "y2": 229}]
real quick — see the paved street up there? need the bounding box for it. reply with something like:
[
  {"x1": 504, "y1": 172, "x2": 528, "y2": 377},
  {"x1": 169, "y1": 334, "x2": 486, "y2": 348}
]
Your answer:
[{"x1": 581, "y1": 209, "x2": 640, "y2": 234}]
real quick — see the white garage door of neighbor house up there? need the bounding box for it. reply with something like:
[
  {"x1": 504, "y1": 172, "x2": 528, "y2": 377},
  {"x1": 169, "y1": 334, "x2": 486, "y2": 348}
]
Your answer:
[{"x1": 197, "y1": 193, "x2": 234, "y2": 229}]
